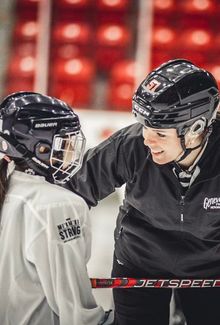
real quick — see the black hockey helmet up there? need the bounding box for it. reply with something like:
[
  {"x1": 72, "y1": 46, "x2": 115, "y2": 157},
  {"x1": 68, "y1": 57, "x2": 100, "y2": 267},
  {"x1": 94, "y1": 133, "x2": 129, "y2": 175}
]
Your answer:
[
  {"x1": 0, "y1": 91, "x2": 86, "y2": 184},
  {"x1": 132, "y1": 59, "x2": 219, "y2": 136}
]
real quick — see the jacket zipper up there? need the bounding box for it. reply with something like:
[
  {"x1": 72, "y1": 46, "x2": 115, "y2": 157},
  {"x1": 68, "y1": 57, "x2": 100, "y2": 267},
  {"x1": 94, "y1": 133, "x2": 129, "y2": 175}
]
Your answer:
[{"x1": 180, "y1": 195, "x2": 185, "y2": 230}]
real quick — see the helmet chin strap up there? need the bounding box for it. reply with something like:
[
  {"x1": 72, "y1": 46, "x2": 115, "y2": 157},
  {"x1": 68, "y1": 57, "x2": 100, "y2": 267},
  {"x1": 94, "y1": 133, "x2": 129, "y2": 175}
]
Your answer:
[
  {"x1": 175, "y1": 125, "x2": 213, "y2": 163},
  {"x1": 175, "y1": 137, "x2": 202, "y2": 163}
]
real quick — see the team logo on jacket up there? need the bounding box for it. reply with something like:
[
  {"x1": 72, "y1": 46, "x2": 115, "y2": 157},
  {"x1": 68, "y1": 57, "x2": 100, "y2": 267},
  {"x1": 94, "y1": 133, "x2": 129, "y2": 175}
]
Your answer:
[
  {"x1": 57, "y1": 218, "x2": 81, "y2": 243},
  {"x1": 203, "y1": 197, "x2": 220, "y2": 210}
]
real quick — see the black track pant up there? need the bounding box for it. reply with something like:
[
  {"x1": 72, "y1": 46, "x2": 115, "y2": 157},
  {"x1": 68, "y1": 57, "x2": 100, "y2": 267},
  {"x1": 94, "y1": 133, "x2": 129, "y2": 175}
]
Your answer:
[{"x1": 112, "y1": 255, "x2": 220, "y2": 325}]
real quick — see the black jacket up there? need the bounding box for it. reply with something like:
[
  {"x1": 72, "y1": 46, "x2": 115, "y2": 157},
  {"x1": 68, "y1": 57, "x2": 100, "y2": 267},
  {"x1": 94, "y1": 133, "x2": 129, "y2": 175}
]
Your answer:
[{"x1": 67, "y1": 119, "x2": 220, "y2": 278}]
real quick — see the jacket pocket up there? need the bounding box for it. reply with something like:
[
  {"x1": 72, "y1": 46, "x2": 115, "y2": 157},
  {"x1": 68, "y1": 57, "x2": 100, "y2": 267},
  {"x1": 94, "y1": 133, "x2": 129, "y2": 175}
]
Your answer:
[
  {"x1": 201, "y1": 211, "x2": 220, "y2": 240},
  {"x1": 114, "y1": 206, "x2": 133, "y2": 241}
]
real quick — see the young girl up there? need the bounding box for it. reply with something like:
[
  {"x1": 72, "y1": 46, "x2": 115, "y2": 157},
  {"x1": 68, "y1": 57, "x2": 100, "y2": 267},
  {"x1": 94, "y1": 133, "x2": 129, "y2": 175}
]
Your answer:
[{"x1": 0, "y1": 91, "x2": 113, "y2": 325}]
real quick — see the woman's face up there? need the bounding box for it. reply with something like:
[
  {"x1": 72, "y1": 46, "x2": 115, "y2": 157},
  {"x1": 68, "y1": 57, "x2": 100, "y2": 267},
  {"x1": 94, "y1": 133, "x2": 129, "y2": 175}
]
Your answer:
[{"x1": 142, "y1": 126, "x2": 191, "y2": 165}]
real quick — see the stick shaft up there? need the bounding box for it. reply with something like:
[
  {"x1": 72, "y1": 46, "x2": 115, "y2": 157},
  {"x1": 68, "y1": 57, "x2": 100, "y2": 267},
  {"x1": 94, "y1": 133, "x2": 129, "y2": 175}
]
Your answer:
[{"x1": 90, "y1": 278, "x2": 220, "y2": 289}]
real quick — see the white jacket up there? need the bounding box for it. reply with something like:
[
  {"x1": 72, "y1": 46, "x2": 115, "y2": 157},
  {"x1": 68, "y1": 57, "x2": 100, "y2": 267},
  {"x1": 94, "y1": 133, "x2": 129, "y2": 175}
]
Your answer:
[{"x1": 0, "y1": 171, "x2": 106, "y2": 325}]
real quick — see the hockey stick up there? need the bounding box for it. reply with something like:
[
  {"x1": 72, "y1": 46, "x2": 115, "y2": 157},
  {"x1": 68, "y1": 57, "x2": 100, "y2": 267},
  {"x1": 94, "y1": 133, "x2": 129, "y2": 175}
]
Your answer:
[{"x1": 90, "y1": 278, "x2": 220, "y2": 289}]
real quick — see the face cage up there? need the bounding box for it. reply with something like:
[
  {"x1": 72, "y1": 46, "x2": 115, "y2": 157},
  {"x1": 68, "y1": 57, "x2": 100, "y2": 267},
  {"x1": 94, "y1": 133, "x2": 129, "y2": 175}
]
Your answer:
[{"x1": 50, "y1": 130, "x2": 86, "y2": 184}]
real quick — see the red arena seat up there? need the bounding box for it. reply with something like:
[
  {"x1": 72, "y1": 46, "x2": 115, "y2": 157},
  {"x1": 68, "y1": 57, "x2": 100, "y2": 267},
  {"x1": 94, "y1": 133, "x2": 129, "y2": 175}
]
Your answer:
[
  {"x1": 180, "y1": 0, "x2": 216, "y2": 14},
  {"x1": 49, "y1": 57, "x2": 95, "y2": 107},
  {"x1": 12, "y1": 42, "x2": 36, "y2": 58},
  {"x1": 16, "y1": 0, "x2": 40, "y2": 19},
  {"x1": 154, "y1": 0, "x2": 177, "y2": 13},
  {"x1": 152, "y1": 26, "x2": 177, "y2": 50},
  {"x1": 52, "y1": 44, "x2": 83, "y2": 60},
  {"x1": 97, "y1": 0, "x2": 129, "y2": 11},
  {"x1": 49, "y1": 81, "x2": 93, "y2": 107},
  {"x1": 53, "y1": 0, "x2": 93, "y2": 19},
  {"x1": 52, "y1": 22, "x2": 92, "y2": 57},
  {"x1": 178, "y1": 0, "x2": 217, "y2": 29},
  {"x1": 52, "y1": 57, "x2": 95, "y2": 81},
  {"x1": 180, "y1": 28, "x2": 213, "y2": 51},
  {"x1": 107, "y1": 81, "x2": 134, "y2": 111},
  {"x1": 13, "y1": 20, "x2": 39, "y2": 42},
  {"x1": 95, "y1": 23, "x2": 131, "y2": 72},
  {"x1": 110, "y1": 59, "x2": 137, "y2": 84},
  {"x1": 54, "y1": 0, "x2": 92, "y2": 8},
  {"x1": 52, "y1": 22, "x2": 91, "y2": 44},
  {"x1": 5, "y1": 53, "x2": 36, "y2": 95},
  {"x1": 153, "y1": 0, "x2": 179, "y2": 26},
  {"x1": 213, "y1": 32, "x2": 220, "y2": 53},
  {"x1": 7, "y1": 55, "x2": 36, "y2": 79},
  {"x1": 96, "y1": 0, "x2": 131, "y2": 23},
  {"x1": 107, "y1": 59, "x2": 138, "y2": 111}
]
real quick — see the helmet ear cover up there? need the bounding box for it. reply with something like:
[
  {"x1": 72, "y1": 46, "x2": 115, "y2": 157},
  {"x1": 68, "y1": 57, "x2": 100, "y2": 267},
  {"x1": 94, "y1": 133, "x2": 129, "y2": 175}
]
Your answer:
[
  {"x1": 188, "y1": 118, "x2": 207, "y2": 136},
  {"x1": 35, "y1": 142, "x2": 51, "y2": 160}
]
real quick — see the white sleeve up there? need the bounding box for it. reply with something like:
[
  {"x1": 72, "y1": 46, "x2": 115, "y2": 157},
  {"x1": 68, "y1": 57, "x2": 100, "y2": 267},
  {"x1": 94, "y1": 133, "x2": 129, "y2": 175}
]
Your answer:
[{"x1": 26, "y1": 200, "x2": 104, "y2": 325}]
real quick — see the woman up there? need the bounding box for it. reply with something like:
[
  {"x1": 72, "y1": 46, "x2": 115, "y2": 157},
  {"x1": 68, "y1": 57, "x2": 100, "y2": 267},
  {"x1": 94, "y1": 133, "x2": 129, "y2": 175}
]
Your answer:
[
  {"x1": 0, "y1": 91, "x2": 113, "y2": 325},
  {"x1": 66, "y1": 59, "x2": 220, "y2": 325}
]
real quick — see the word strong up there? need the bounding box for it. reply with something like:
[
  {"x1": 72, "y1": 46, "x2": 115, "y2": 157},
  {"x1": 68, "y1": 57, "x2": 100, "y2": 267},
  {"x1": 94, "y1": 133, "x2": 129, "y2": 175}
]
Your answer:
[{"x1": 57, "y1": 218, "x2": 81, "y2": 243}]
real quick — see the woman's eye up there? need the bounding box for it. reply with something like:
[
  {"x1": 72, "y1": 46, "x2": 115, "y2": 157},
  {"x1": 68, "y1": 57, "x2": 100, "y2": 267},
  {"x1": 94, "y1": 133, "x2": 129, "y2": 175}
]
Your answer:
[{"x1": 157, "y1": 133, "x2": 166, "y2": 138}]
